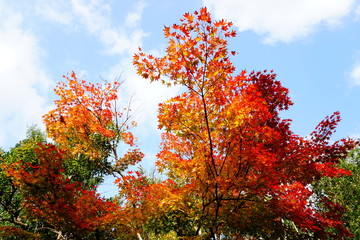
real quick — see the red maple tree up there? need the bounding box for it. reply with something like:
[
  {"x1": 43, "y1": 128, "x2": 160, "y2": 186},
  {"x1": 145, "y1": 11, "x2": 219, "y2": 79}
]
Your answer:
[
  {"x1": 130, "y1": 7, "x2": 356, "y2": 239},
  {"x1": 4, "y1": 143, "x2": 129, "y2": 239}
]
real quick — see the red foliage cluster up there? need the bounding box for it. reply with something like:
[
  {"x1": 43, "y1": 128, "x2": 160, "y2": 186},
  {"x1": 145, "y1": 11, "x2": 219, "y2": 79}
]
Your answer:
[{"x1": 4, "y1": 144, "x2": 122, "y2": 238}]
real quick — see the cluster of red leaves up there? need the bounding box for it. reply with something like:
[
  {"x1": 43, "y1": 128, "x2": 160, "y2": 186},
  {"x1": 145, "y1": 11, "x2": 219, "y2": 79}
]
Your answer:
[
  {"x1": 3, "y1": 143, "x2": 123, "y2": 237},
  {"x1": 132, "y1": 7, "x2": 357, "y2": 238}
]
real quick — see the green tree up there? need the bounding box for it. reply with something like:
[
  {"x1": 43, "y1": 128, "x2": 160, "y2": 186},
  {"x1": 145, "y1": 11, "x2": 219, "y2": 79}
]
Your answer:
[
  {"x1": 314, "y1": 147, "x2": 360, "y2": 239},
  {"x1": 0, "y1": 126, "x2": 50, "y2": 239}
]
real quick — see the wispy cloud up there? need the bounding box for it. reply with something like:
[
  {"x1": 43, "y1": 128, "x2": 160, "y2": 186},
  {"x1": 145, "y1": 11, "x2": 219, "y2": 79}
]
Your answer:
[
  {"x1": 0, "y1": 2, "x2": 52, "y2": 148},
  {"x1": 204, "y1": 0, "x2": 355, "y2": 44},
  {"x1": 125, "y1": 1, "x2": 146, "y2": 28},
  {"x1": 356, "y1": 3, "x2": 360, "y2": 20},
  {"x1": 36, "y1": 0, "x2": 147, "y2": 55},
  {"x1": 350, "y1": 61, "x2": 360, "y2": 85},
  {"x1": 35, "y1": 0, "x2": 75, "y2": 26}
]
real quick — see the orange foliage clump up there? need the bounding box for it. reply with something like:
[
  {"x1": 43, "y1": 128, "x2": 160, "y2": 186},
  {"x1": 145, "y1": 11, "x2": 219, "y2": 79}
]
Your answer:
[{"x1": 43, "y1": 71, "x2": 135, "y2": 161}]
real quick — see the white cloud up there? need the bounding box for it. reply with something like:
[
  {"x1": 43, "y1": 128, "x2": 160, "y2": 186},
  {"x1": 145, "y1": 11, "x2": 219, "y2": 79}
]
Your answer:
[
  {"x1": 356, "y1": 4, "x2": 360, "y2": 20},
  {"x1": 36, "y1": 0, "x2": 147, "y2": 55},
  {"x1": 125, "y1": 1, "x2": 146, "y2": 28},
  {"x1": 350, "y1": 61, "x2": 360, "y2": 85},
  {"x1": 35, "y1": 0, "x2": 75, "y2": 26},
  {"x1": 0, "y1": 2, "x2": 52, "y2": 149},
  {"x1": 204, "y1": 0, "x2": 355, "y2": 43}
]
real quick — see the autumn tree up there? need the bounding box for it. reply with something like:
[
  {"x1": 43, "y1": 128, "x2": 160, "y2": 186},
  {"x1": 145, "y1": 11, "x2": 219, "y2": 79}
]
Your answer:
[
  {"x1": 1, "y1": 73, "x2": 143, "y2": 239},
  {"x1": 43, "y1": 72, "x2": 143, "y2": 181},
  {"x1": 131, "y1": 7, "x2": 356, "y2": 239}
]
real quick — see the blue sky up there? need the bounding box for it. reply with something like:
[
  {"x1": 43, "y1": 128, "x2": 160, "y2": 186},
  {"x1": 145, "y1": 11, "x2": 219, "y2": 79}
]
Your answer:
[{"x1": 1, "y1": 0, "x2": 360, "y2": 196}]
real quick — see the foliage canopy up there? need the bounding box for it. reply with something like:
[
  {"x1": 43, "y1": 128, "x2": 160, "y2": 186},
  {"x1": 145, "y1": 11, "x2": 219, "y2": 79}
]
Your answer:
[{"x1": 0, "y1": 7, "x2": 358, "y2": 240}]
